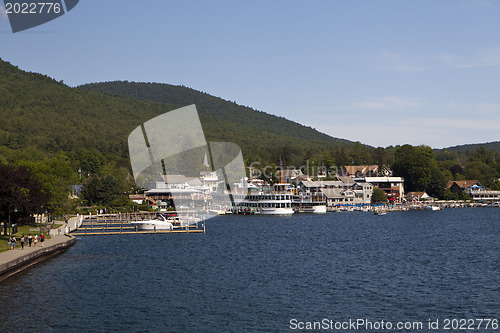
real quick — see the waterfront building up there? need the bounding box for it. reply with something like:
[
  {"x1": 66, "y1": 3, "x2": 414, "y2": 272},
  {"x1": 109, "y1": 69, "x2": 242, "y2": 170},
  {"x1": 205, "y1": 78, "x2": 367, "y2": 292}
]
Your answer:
[
  {"x1": 297, "y1": 179, "x2": 373, "y2": 206},
  {"x1": 446, "y1": 180, "x2": 483, "y2": 194},
  {"x1": 354, "y1": 177, "x2": 404, "y2": 202},
  {"x1": 466, "y1": 188, "x2": 500, "y2": 202}
]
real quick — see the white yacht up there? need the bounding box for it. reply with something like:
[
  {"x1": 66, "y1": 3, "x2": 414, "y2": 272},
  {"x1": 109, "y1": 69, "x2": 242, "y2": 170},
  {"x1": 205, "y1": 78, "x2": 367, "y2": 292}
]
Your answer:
[{"x1": 131, "y1": 214, "x2": 185, "y2": 230}]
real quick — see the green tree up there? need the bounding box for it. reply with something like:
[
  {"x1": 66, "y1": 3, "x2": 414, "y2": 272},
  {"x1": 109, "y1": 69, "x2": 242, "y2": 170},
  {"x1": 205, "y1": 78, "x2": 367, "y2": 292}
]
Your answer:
[
  {"x1": 81, "y1": 175, "x2": 121, "y2": 206},
  {"x1": 371, "y1": 188, "x2": 388, "y2": 203},
  {"x1": 0, "y1": 164, "x2": 47, "y2": 234},
  {"x1": 465, "y1": 160, "x2": 498, "y2": 188},
  {"x1": 392, "y1": 145, "x2": 446, "y2": 197}
]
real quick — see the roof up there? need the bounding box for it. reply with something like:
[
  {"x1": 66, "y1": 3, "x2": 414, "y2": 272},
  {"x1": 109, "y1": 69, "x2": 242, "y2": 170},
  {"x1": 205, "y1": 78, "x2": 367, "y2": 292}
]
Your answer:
[
  {"x1": 406, "y1": 191, "x2": 431, "y2": 199},
  {"x1": 360, "y1": 177, "x2": 403, "y2": 183},
  {"x1": 320, "y1": 188, "x2": 343, "y2": 198},
  {"x1": 145, "y1": 188, "x2": 201, "y2": 194},
  {"x1": 343, "y1": 165, "x2": 378, "y2": 175},
  {"x1": 446, "y1": 180, "x2": 481, "y2": 189},
  {"x1": 186, "y1": 178, "x2": 203, "y2": 186},
  {"x1": 162, "y1": 175, "x2": 188, "y2": 184},
  {"x1": 337, "y1": 176, "x2": 355, "y2": 184},
  {"x1": 300, "y1": 180, "x2": 351, "y2": 188}
]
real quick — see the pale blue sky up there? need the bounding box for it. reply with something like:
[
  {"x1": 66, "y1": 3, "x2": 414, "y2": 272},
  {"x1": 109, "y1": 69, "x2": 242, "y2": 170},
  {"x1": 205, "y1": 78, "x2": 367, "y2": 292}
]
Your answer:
[{"x1": 1, "y1": 0, "x2": 499, "y2": 148}]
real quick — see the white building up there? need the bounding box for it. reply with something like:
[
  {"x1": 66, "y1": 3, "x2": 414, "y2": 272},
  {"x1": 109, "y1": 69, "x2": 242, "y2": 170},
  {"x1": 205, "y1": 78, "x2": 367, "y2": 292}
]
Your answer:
[
  {"x1": 467, "y1": 189, "x2": 500, "y2": 201},
  {"x1": 355, "y1": 177, "x2": 404, "y2": 202}
]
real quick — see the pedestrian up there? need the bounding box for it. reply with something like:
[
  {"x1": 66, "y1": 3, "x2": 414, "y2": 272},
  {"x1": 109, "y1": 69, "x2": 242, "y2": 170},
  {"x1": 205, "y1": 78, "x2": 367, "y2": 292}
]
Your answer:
[
  {"x1": 10, "y1": 236, "x2": 16, "y2": 250},
  {"x1": 34, "y1": 234, "x2": 38, "y2": 247},
  {"x1": 20, "y1": 235, "x2": 25, "y2": 250},
  {"x1": 40, "y1": 234, "x2": 45, "y2": 247},
  {"x1": 28, "y1": 234, "x2": 32, "y2": 247}
]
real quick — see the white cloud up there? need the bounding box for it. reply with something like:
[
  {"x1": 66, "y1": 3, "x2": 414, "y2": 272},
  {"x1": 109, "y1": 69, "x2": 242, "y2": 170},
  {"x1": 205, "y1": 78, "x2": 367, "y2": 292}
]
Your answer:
[
  {"x1": 459, "y1": 47, "x2": 500, "y2": 68},
  {"x1": 301, "y1": 106, "x2": 500, "y2": 148},
  {"x1": 445, "y1": 102, "x2": 500, "y2": 118},
  {"x1": 349, "y1": 96, "x2": 424, "y2": 110},
  {"x1": 370, "y1": 52, "x2": 430, "y2": 72},
  {"x1": 370, "y1": 48, "x2": 500, "y2": 72},
  {"x1": 0, "y1": 5, "x2": 8, "y2": 21}
]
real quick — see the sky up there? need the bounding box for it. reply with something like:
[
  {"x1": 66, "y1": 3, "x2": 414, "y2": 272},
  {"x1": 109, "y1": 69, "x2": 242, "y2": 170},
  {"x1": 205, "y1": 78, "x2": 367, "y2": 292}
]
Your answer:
[{"x1": 1, "y1": 0, "x2": 499, "y2": 148}]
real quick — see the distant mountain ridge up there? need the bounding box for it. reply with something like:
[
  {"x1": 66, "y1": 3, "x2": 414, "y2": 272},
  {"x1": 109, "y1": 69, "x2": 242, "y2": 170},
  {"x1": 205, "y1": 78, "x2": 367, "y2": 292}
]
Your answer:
[
  {"x1": 442, "y1": 141, "x2": 500, "y2": 153},
  {"x1": 78, "y1": 81, "x2": 351, "y2": 145}
]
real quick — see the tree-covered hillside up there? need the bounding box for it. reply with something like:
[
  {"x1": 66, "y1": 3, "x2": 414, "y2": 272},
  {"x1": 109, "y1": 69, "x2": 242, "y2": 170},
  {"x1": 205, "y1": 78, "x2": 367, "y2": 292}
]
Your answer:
[
  {"x1": 441, "y1": 142, "x2": 500, "y2": 154},
  {"x1": 78, "y1": 81, "x2": 349, "y2": 144},
  {"x1": 78, "y1": 81, "x2": 362, "y2": 165}
]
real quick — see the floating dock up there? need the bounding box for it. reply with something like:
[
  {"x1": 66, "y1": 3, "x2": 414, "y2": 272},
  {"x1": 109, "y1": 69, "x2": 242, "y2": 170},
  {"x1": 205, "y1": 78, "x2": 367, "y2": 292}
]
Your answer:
[{"x1": 71, "y1": 212, "x2": 206, "y2": 236}]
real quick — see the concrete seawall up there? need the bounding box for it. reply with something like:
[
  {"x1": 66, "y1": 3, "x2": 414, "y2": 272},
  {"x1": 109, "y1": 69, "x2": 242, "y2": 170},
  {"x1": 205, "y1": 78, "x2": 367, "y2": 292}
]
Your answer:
[{"x1": 0, "y1": 234, "x2": 76, "y2": 283}]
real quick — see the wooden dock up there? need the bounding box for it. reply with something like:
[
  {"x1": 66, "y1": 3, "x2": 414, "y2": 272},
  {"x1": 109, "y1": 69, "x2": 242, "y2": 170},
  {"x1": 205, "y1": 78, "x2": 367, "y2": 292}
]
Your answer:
[{"x1": 71, "y1": 212, "x2": 206, "y2": 236}]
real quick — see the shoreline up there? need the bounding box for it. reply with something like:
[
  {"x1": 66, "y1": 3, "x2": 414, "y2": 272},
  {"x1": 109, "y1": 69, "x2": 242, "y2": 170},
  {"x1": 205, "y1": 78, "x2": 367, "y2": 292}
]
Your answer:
[{"x1": 0, "y1": 234, "x2": 76, "y2": 283}]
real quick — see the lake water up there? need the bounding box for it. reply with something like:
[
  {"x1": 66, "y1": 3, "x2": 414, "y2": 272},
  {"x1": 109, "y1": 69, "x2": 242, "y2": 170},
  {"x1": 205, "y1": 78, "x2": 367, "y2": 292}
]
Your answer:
[{"x1": 0, "y1": 208, "x2": 498, "y2": 332}]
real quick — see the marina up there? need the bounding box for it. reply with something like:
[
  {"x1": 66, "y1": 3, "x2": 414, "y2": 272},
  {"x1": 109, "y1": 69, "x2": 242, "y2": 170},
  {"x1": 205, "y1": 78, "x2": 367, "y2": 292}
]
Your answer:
[{"x1": 70, "y1": 212, "x2": 206, "y2": 236}]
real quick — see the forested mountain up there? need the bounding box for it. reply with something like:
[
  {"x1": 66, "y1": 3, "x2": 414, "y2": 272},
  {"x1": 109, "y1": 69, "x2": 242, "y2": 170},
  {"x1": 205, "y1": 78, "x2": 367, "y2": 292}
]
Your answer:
[
  {"x1": 0, "y1": 58, "x2": 361, "y2": 167},
  {"x1": 78, "y1": 81, "x2": 349, "y2": 144},
  {"x1": 442, "y1": 141, "x2": 500, "y2": 154},
  {"x1": 78, "y1": 81, "x2": 358, "y2": 165}
]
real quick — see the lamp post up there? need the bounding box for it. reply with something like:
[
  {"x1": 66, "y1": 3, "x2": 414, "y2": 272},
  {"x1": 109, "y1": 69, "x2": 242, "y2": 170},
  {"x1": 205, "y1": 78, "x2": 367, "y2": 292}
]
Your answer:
[{"x1": 8, "y1": 203, "x2": 18, "y2": 238}]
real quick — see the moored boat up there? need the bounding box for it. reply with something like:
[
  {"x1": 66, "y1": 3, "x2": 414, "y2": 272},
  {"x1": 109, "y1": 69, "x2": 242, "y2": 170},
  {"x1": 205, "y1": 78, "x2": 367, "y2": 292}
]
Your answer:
[
  {"x1": 424, "y1": 205, "x2": 441, "y2": 211},
  {"x1": 131, "y1": 214, "x2": 185, "y2": 230}
]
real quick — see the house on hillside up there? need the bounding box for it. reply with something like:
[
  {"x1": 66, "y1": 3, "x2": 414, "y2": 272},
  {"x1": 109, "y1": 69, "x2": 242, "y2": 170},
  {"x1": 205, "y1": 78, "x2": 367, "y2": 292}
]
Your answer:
[{"x1": 446, "y1": 180, "x2": 483, "y2": 194}]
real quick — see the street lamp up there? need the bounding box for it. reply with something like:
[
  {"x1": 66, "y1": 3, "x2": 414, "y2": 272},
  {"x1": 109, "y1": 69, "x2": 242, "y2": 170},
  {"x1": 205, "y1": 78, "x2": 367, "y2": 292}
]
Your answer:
[{"x1": 8, "y1": 204, "x2": 18, "y2": 238}]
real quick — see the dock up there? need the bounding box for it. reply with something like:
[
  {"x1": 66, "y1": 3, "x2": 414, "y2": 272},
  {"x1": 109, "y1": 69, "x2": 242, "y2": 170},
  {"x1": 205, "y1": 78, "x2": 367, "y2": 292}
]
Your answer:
[{"x1": 71, "y1": 212, "x2": 206, "y2": 236}]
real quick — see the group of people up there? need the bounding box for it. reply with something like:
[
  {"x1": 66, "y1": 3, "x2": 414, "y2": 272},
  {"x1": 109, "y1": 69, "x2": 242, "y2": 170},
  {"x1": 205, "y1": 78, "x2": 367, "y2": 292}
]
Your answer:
[{"x1": 8, "y1": 233, "x2": 45, "y2": 250}]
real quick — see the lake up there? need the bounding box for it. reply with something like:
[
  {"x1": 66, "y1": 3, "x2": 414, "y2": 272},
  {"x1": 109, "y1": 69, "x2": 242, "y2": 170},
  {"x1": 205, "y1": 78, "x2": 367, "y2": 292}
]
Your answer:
[{"x1": 0, "y1": 208, "x2": 498, "y2": 332}]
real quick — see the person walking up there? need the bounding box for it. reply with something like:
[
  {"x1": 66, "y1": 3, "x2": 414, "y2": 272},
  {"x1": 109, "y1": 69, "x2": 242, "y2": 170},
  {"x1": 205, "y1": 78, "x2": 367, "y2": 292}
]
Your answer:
[
  {"x1": 20, "y1": 235, "x2": 25, "y2": 250},
  {"x1": 10, "y1": 236, "x2": 16, "y2": 250},
  {"x1": 40, "y1": 234, "x2": 45, "y2": 247},
  {"x1": 34, "y1": 234, "x2": 38, "y2": 247},
  {"x1": 28, "y1": 234, "x2": 32, "y2": 247}
]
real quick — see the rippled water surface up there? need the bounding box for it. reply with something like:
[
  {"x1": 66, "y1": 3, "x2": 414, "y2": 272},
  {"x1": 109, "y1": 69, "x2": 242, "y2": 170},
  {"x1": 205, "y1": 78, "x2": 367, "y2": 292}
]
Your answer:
[{"x1": 1, "y1": 208, "x2": 498, "y2": 332}]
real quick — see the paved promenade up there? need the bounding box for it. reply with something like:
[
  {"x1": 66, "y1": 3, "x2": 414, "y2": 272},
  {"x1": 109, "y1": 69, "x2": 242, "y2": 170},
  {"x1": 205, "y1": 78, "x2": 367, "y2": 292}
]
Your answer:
[{"x1": 0, "y1": 218, "x2": 80, "y2": 282}]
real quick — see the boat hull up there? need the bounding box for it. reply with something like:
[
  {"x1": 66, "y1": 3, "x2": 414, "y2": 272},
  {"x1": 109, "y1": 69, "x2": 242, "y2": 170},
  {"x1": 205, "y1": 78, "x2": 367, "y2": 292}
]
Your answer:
[
  {"x1": 131, "y1": 221, "x2": 174, "y2": 230},
  {"x1": 304, "y1": 205, "x2": 327, "y2": 214},
  {"x1": 260, "y1": 207, "x2": 294, "y2": 215}
]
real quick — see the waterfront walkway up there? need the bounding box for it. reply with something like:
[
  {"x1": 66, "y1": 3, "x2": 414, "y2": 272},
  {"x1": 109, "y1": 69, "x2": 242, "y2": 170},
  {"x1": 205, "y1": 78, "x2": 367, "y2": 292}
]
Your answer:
[{"x1": 0, "y1": 219, "x2": 79, "y2": 282}]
